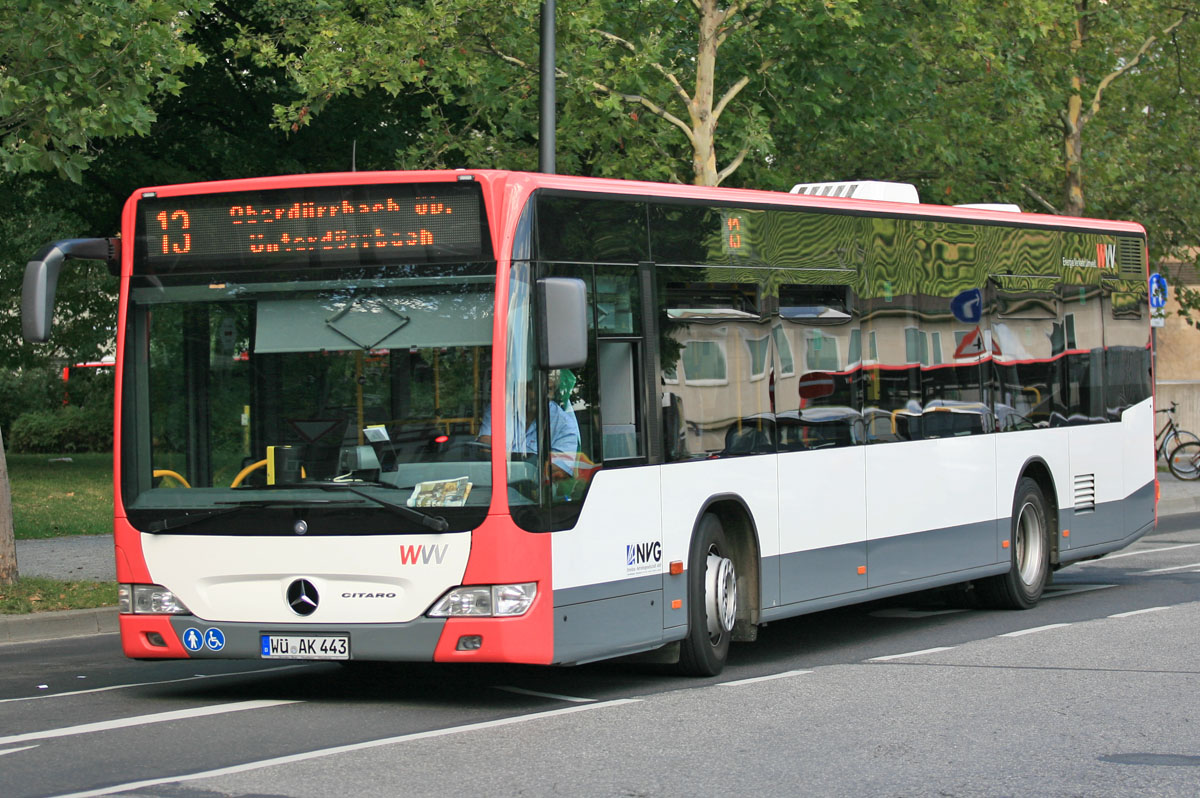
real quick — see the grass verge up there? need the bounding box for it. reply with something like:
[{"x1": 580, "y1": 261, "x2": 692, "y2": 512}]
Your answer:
[
  {"x1": 0, "y1": 577, "x2": 118, "y2": 614},
  {"x1": 8, "y1": 452, "x2": 112, "y2": 539}
]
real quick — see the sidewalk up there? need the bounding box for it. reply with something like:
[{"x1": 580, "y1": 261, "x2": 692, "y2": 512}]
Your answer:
[{"x1": 4, "y1": 473, "x2": 1200, "y2": 645}]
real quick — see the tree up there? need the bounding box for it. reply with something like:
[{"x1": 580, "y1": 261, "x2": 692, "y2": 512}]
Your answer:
[
  {"x1": 227, "y1": 0, "x2": 865, "y2": 187},
  {"x1": 0, "y1": 0, "x2": 209, "y2": 576},
  {"x1": 0, "y1": 427, "x2": 14, "y2": 585},
  {"x1": 0, "y1": 0, "x2": 209, "y2": 181}
]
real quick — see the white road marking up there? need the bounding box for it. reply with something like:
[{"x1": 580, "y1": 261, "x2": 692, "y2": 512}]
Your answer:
[
  {"x1": 1108, "y1": 606, "x2": 1169, "y2": 618},
  {"x1": 1139, "y1": 561, "x2": 1200, "y2": 575},
  {"x1": 493, "y1": 686, "x2": 595, "y2": 703},
  {"x1": 1000, "y1": 623, "x2": 1070, "y2": 637},
  {"x1": 719, "y1": 670, "x2": 813, "y2": 686},
  {"x1": 50, "y1": 699, "x2": 641, "y2": 798},
  {"x1": 0, "y1": 745, "x2": 39, "y2": 757},
  {"x1": 0, "y1": 665, "x2": 310, "y2": 705},
  {"x1": 867, "y1": 647, "x2": 955, "y2": 662},
  {"x1": 0, "y1": 699, "x2": 301, "y2": 746}
]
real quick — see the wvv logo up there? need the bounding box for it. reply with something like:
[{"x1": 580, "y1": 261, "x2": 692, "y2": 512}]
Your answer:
[{"x1": 400, "y1": 543, "x2": 449, "y2": 565}]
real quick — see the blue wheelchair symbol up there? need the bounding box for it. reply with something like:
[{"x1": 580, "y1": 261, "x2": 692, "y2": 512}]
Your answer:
[
  {"x1": 204, "y1": 627, "x2": 226, "y2": 652},
  {"x1": 182, "y1": 627, "x2": 204, "y2": 652},
  {"x1": 951, "y1": 288, "x2": 983, "y2": 324}
]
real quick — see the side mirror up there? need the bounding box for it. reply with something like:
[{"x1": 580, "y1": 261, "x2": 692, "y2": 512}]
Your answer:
[
  {"x1": 22, "y1": 238, "x2": 118, "y2": 343},
  {"x1": 537, "y1": 277, "x2": 588, "y2": 369}
]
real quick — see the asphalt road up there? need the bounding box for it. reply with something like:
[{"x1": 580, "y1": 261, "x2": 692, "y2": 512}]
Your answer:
[{"x1": 3, "y1": 512, "x2": 1199, "y2": 798}]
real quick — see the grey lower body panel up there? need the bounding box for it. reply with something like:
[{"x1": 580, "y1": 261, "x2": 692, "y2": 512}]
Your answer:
[
  {"x1": 168, "y1": 616, "x2": 447, "y2": 661},
  {"x1": 553, "y1": 574, "x2": 671, "y2": 665}
]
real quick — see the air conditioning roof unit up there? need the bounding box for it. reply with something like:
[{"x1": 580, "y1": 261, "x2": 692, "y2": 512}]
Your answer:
[{"x1": 789, "y1": 180, "x2": 920, "y2": 204}]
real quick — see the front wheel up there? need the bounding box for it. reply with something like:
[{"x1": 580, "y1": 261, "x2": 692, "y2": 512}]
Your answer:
[
  {"x1": 977, "y1": 477, "x2": 1051, "y2": 609},
  {"x1": 677, "y1": 513, "x2": 737, "y2": 677},
  {"x1": 1167, "y1": 441, "x2": 1200, "y2": 480}
]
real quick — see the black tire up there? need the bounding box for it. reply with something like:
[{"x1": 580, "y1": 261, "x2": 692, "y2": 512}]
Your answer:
[
  {"x1": 677, "y1": 513, "x2": 737, "y2": 677},
  {"x1": 1167, "y1": 441, "x2": 1200, "y2": 480},
  {"x1": 977, "y1": 477, "x2": 1051, "y2": 610}
]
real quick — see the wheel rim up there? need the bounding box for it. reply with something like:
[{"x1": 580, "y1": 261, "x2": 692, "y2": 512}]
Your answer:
[
  {"x1": 704, "y1": 548, "x2": 737, "y2": 642},
  {"x1": 1014, "y1": 500, "x2": 1045, "y2": 587}
]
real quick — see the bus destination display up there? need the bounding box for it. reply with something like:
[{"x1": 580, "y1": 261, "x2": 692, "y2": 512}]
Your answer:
[{"x1": 136, "y1": 182, "x2": 488, "y2": 272}]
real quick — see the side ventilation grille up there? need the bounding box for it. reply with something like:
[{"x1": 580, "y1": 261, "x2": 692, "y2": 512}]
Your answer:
[
  {"x1": 1117, "y1": 237, "x2": 1144, "y2": 277},
  {"x1": 1074, "y1": 474, "x2": 1096, "y2": 514}
]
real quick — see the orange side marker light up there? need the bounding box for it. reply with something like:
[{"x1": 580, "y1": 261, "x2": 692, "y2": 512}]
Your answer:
[
  {"x1": 669, "y1": 561, "x2": 684, "y2": 576},
  {"x1": 1063, "y1": 529, "x2": 1070, "y2": 538},
  {"x1": 1002, "y1": 540, "x2": 1010, "y2": 549},
  {"x1": 671, "y1": 599, "x2": 682, "y2": 609},
  {"x1": 857, "y1": 565, "x2": 867, "y2": 575}
]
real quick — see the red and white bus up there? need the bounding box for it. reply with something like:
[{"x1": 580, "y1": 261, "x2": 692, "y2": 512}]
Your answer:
[{"x1": 22, "y1": 170, "x2": 1156, "y2": 675}]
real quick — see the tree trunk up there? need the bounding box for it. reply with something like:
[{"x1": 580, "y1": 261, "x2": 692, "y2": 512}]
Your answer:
[
  {"x1": 690, "y1": 0, "x2": 721, "y2": 187},
  {"x1": 0, "y1": 428, "x2": 18, "y2": 585},
  {"x1": 1064, "y1": 80, "x2": 1085, "y2": 217}
]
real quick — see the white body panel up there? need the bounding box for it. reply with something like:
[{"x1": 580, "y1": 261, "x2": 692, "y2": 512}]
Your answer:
[
  {"x1": 142, "y1": 533, "x2": 469, "y2": 624},
  {"x1": 778, "y1": 448, "x2": 866, "y2": 551},
  {"x1": 551, "y1": 467, "x2": 663, "y2": 591},
  {"x1": 865, "y1": 436, "x2": 997, "y2": 540}
]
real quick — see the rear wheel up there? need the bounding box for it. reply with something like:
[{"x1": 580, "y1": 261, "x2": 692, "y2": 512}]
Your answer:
[
  {"x1": 977, "y1": 477, "x2": 1050, "y2": 609},
  {"x1": 1167, "y1": 441, "x2": 1200, "y2": 480},
  {"x1": 677, "y1": 513, "x2": 737, "y2": 676}
]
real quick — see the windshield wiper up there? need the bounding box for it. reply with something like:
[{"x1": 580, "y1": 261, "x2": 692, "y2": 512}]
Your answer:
[
  {"x1": 227, "y1": 481, "x2": 451, "y2": 531},
  {"x1": 308, "y1": 483, "x2": 450, "y2": 532},
  {"x1": 146, "y1": 498, "x2": 359, "y2": 533}
]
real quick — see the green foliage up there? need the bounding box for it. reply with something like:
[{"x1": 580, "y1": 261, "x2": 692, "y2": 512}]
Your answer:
[
  {"x1": 0, "y1": 0, "x2": 210, "y2": 181},
  {"x1": 9, "y1": 406, "x2": 112, "y2": 454},
  {"x1": 0, "y1": 366, "x2": 59, "y2": 437}
]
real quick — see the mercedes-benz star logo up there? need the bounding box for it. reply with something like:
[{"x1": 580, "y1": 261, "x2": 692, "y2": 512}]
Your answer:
[{"x1": 287, "y1": 579, "x2": 319, "y2": 616}]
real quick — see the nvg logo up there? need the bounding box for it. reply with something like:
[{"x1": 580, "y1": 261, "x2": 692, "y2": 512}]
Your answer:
[
  {"x1": 400, "y1": 543, "x2": 449, "y2": 565},
  {"x1": 627, "y1": 541, "x2": 662, "y2": 567}
]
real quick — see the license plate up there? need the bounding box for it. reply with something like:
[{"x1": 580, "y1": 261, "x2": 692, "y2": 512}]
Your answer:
[{"x1": 261, "y1": 634, "x2": 350, "y2": 660}]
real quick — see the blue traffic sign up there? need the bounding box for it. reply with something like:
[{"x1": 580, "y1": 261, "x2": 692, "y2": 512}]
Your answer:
[
  {"x1": 950, "y1": 288, "x2": 983, "y2": 324},
  {"x1": 1149, "y1": 273, "x2": 1168, "y2": 309}
]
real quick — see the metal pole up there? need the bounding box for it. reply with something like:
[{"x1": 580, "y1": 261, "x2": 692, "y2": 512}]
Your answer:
[{"x1": 539, "y1": 0, "x2": 556, "y2": 174}]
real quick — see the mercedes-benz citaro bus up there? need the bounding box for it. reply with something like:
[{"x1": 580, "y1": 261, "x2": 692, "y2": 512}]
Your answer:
[{"x1": 22, "y1": 171, "x2": 1156, "y2": 676}]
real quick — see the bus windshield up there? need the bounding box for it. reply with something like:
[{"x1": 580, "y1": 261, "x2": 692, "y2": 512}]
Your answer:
[{"x1": 121, "y1": 265, "x2": 495, "y2": 535}]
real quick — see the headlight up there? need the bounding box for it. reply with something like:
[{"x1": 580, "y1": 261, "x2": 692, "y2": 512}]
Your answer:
[
  {"x1": 428, "y1": 583, "x2": 537, "y2": 617},
  {"x1": 119, "y1": 583, "x2": 191, "y2": 615}
]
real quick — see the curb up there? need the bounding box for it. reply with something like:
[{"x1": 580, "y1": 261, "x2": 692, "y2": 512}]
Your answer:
[{"x1": 0, "y1": 607, "x2": 118, "y2": 646}]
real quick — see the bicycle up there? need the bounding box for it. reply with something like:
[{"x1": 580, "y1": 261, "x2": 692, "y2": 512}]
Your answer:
[{"x1": 1154, "y1": 402, "x2": 1199, "y2": 462}]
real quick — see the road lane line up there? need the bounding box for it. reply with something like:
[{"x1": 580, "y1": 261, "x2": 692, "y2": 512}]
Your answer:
[
  {"x1": 1108, "y1": 606, "x2": 1169, "y2": 618},
  {"x1": 867, "y1": 647, "x2": 955, "y2": 662},
  {"x1": 0, "y1": 665, "x2": 310, "y2": 704},
  {"x1": 50, "y1": 698, "x2": 641, "y2": 798},
  {"x1": 1139, "y1": 561, "x2": 1200, "y2": 574},
  {"x1": 1000, "y1": 623, "x2": 1070, "y2": 637},
  {"x1": 494, "y1": 686, "x2": 595, "y2": 703},
  {"x1": 0, "y1": 745, "x2": 39, "y2": 757},
  {"x1": 0, "y1": 699, "x2": 301, "y2": 746},
  {"x1": 720, "y1": 670, "x2": 813, "y2": 686}
]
